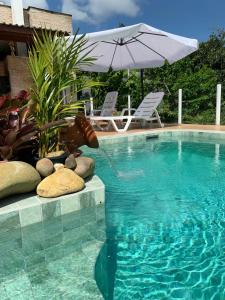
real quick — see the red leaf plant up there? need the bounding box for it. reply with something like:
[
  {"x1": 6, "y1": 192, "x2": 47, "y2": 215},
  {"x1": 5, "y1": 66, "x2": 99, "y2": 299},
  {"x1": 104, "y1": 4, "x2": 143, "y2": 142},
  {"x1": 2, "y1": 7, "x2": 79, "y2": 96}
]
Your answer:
[{"x1": 0, "y1": 90, "x2": 38, "y2": 161}]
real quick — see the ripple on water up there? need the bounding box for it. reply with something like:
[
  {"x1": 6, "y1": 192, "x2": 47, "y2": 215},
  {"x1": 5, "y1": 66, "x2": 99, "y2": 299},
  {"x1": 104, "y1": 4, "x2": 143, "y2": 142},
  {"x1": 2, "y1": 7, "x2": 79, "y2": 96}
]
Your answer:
[{"x1": 90, "y1": 138, "x2": 225, "y2": 299}]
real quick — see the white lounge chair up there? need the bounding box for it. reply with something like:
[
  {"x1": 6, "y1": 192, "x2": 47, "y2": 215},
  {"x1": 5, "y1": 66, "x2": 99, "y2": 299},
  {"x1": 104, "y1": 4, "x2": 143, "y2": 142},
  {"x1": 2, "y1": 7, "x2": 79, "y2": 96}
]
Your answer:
[
  {"x1": 91, "y1": 91, "x2": 118, "y2": 116},
  {"x1": 90, "y1": 92, "x2": 164, "y2": 132},
  {"x1": 87, "y1": 91, "x2": 118, "y2": 130}
]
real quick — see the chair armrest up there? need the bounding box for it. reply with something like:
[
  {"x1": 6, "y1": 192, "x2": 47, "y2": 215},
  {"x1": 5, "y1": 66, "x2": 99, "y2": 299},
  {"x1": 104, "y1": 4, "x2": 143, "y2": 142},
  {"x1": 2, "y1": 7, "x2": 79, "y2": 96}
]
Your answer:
[
  {"x1": 121, "y1": 108, "x2": 136, "y2": 116},
  {"x1": 86, "y1": 110, "x2": 102, "y2": 117}
]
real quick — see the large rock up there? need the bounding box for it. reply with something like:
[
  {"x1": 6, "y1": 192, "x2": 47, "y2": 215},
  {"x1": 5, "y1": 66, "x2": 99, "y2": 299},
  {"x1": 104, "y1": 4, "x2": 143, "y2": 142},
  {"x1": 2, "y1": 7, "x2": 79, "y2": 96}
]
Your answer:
[
  {"x1": 54, "y1": 163, "x2": 64, "y2": 171},
  {"x1": 37, "y1": 168, "x2": 85, "y2": 198},
  {"x1": 36, "y1": 158, "x2": 54, "y2": 177},
  {"x1": 0, "y1": 161, "x2": 41, "y2": 200},
  {"x1": 65, "y1": 154, "x2": 77, "y2": 170},
  {"x1": 75, "y1": 157, "x2": 95, "y2": 179}
]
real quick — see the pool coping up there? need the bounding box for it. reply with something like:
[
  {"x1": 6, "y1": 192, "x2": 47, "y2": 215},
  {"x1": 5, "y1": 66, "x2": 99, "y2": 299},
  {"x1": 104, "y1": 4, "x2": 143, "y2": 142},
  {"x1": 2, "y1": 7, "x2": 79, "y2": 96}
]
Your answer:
[
  {"x1": 97, "y1": 128, "x2": 225, "y2": 141},
  {"x1": 94, "y1": 129, "x2": 225, "y2": 148},
  {"x1": 0, "y1": 175, "x2": 105, "y2": 228}
]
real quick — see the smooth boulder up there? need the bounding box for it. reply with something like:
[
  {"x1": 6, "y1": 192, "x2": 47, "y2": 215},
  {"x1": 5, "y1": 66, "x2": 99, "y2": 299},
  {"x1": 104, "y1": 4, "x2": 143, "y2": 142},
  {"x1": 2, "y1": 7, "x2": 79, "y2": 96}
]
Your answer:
[
  {"x1": 54, "y1": 163, "x2": 64, "y2": 171},
  {"x1": 36, "y1": 158, "x2": 54, "y2": 177},
  {"x1": 37, "y1": 168, "x2": 85, "y2": 198},
  {"x1": 0, "y1": 161, "x2": 41, "y2": 200},
  {"x1": 65, "y1": 154, "x2": 77, "y2": 170},
  {"x1": 75, "y1": 157, "x2": 95, "y2": 179}
]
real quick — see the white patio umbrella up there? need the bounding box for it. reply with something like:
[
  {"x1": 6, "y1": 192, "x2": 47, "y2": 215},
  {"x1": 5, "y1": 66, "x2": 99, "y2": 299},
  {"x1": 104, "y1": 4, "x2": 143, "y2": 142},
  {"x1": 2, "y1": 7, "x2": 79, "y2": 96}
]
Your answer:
[
  {"x1": 69, "y1": 23, "x2": 198, "y2": 113},
  {"x1": 73, "y1": 23, "x2": 198, "y2": 72}
]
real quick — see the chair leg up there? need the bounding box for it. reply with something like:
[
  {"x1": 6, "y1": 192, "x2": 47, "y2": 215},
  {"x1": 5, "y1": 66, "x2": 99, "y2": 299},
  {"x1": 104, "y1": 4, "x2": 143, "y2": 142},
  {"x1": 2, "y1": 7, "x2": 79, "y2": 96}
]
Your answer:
[
  {"x1": 95, "y1": 121, "x2": 104, "y2": 131},
  {"x1": 110, "y1": 118, "x2": 132, "y2": 132},
  {"x1": 105, "y1": 121, "x2": 112, "y2": 131},
  {"x1": 154, "y1": 109, "x2": 164, "y2": 128},
  {"x1": 141, "y1": 119, "x2": 147, "y2": 128}
]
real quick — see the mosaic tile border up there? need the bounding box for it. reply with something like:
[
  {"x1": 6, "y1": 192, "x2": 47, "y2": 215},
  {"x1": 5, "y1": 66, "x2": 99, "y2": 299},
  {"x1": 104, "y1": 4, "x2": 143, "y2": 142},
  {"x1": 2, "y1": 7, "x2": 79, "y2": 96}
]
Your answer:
[
  {"x1": 0, "y1": 175, "x2": 105, "y2": 228},
  {"x1": 97, "y1": 129, "x2": 225, "y2": 146},
  {"x1": 0, "y1": 175, "x2": 105, "y2": 300}
]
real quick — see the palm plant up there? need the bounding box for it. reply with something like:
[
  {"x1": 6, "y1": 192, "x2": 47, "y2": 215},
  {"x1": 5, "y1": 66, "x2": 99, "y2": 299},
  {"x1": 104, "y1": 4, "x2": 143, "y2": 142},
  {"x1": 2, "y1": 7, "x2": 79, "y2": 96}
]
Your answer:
[{"x1": 28, "y1": 30, "x2": 99, "y2": 158}]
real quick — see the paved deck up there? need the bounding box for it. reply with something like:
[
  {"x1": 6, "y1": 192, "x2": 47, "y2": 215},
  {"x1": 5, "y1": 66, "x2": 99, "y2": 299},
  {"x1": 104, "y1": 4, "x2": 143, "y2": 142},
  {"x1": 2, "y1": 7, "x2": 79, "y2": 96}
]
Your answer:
[{"x1": 95, "y1": 124, "x2": 225, "y2": 137}]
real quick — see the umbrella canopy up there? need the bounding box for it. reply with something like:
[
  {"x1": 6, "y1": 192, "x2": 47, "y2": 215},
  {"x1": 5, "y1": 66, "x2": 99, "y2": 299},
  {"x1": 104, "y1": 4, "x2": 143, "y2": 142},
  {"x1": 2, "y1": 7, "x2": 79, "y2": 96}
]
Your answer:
[{"x1": 71, "y1": 23, "x2": 199, "y2": 72}]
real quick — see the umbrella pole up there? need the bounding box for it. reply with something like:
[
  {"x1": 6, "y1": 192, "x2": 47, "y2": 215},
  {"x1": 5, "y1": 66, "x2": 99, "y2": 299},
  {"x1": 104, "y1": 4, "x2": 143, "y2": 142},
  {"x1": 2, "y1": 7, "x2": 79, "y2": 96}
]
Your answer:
[{"x1": 127, "y1": 69, "x2": 131, "y2": 116}]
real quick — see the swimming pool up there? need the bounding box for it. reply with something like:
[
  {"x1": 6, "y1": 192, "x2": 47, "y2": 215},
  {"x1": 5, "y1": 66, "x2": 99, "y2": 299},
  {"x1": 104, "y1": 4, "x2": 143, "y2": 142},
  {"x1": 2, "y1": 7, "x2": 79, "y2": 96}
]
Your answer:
[{"x1": 91, "y1": 132, "x2": 225, "y2": 299}]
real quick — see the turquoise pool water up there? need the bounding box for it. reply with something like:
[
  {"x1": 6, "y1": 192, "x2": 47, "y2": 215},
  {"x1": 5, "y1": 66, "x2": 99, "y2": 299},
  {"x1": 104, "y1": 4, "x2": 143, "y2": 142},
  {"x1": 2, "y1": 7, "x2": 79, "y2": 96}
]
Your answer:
[{"x1": 91, "y1": 135, "x2": 225, "y2": 299}]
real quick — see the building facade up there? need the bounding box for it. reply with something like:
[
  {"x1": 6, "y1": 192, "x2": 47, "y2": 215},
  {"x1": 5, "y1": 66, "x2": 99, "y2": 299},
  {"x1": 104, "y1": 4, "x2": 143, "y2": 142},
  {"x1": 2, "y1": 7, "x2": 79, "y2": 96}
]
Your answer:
[{"x1": 0, "y1": 3, "x2": 73, "y2": 97}]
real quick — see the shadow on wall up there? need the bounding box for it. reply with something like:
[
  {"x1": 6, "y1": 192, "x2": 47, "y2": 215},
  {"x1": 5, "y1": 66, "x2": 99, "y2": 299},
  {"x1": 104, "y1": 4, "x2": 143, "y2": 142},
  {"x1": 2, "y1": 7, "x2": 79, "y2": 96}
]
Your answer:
[{"x1": 95, "y1": 239, "x2": 117, "y2": 300}]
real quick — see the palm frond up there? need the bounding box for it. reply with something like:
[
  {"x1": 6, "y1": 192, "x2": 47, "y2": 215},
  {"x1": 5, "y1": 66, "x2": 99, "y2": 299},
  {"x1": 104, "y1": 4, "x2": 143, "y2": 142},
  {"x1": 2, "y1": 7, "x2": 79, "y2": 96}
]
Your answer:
[{"x1": 28, "y1": 29, "x2": 101, "y2": 157}]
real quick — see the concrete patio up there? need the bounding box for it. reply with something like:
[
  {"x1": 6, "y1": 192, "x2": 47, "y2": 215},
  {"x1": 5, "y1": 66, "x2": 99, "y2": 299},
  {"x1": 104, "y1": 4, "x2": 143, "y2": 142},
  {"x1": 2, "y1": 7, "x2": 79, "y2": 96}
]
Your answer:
[{"x1": 95, "y1": 124, "x2": 225, "y2": 137}]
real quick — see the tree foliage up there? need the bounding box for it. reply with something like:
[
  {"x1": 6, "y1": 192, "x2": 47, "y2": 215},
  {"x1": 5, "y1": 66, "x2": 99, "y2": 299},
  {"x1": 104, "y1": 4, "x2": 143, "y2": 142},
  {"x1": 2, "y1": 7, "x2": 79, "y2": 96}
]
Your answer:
[{"x1": 90, "y1": 29, "x2": 225, "y2": 124}]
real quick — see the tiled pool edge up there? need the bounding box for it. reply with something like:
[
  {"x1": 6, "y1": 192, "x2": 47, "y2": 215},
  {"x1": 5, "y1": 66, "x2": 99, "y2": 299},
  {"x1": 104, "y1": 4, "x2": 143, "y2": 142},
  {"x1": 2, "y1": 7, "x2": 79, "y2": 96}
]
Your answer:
[
  {"x1": 0, "y1": 175, "x2": 105, "y2": 227},
  {"x1": 0, "y1": 175, "x2": 106, "y2": 299},
  {"x1": 97, "y1": 129, "x2": 225, "y2": 145}
]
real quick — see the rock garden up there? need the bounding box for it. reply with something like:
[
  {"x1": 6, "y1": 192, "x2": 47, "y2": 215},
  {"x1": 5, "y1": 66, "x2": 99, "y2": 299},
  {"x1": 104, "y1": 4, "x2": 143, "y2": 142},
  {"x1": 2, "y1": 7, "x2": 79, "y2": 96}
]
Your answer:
[{"x1": 0, "y1": 31, "x2": 100, "y2": 201}]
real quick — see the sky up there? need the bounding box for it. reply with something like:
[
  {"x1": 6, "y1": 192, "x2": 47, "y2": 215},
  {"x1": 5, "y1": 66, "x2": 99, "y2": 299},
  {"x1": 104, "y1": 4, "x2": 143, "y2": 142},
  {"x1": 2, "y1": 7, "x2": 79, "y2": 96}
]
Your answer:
[{"x1": 12, "y1": 0, "x2": 225, "y2": 41}]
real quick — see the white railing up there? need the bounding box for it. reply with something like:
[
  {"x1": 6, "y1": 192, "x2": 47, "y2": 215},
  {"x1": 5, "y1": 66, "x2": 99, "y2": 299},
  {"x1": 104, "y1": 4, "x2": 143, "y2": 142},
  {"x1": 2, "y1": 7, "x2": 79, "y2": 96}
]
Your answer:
[
  {"x1": 178, "y1": 89, "x2": 182, "y2": 125},
  {"x1": 178, "y1": 84, "x2": 222, "y2": 125},
  {"x1": 216, "y1": 84, "x2": 222, "y2": 126}
]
